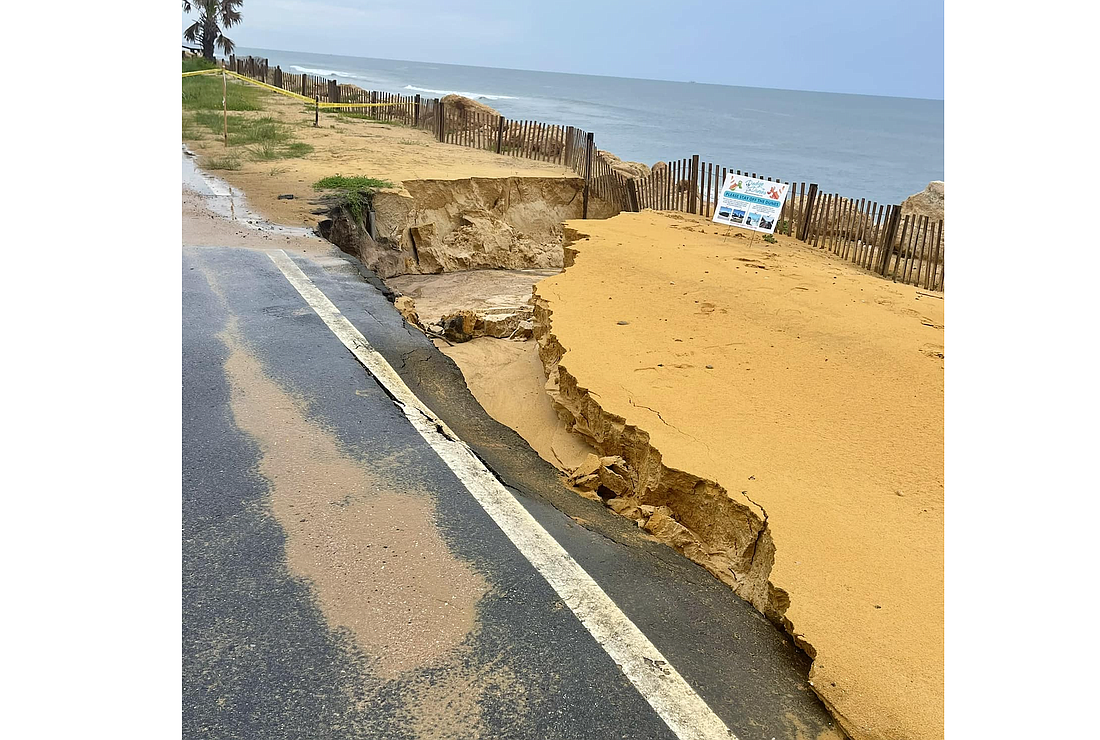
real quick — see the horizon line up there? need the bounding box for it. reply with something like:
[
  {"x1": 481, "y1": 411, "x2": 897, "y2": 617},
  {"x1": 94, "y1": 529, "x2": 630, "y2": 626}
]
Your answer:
[{"x1": 233, "y1": 44, "x2": 945, "y2": 103}]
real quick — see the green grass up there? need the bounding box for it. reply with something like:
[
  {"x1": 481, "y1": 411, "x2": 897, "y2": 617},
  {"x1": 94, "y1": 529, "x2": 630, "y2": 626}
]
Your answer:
[
  {"x1": 183, "y1": 75, "x2": 263, "y2": 111},
  {"x1": 248, "y1": 141, "x2": 282, "y2": 161},
  {"x1": 202, "y1": 155, "x2": 242, "y2": 170},
  {"x1": 181, "y1": 118, "x2": 205, "y2": 140},
  {"x1": 192, "y1": 113, "x2": 291, "y2": 145},
  {"x1": 184, "y1": 111, "x2": 314, "y2": 161},
  {"x1": 284, "y1": 141, "x2": 314, "y2": 157},
  {"x1": 313, "y1": 175, "x2": 395, "y2": 224},
  {"x1": 183, "y1": 56, "x2": 218, "y2": 73},
  {"x1": 313, "y1": 175, "x2": 395, "y2": 191}
]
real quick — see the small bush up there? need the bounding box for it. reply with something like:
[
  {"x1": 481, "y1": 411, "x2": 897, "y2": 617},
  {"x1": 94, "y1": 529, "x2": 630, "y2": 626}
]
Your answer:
[
  {"x1": 313, "y1": 175, "x2": 395, "y2": 191},
  {"x1": 762, "y1": 233, "x2": 777, "y2": 244},
  {"x1": 313, "y1": 175, "x2": 395, "y2": 224}
]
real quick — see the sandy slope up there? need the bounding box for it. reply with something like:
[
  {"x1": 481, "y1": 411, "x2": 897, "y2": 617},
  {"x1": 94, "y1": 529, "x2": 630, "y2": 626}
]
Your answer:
[
  {"x1": 535, "y1": 211, "x2": 943, "y2": 740},
  {"x1": 437, "y1": 338, "x2": 594, "y2": 471}
]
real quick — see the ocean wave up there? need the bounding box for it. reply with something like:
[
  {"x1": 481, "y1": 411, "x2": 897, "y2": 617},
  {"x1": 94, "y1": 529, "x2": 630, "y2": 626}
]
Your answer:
[
  {"x1": 403, "y1": 84, "x2": 516, "y2": 101},
  {"x1": 290, "y1": 65, "x2": 368, "y2": 80}
]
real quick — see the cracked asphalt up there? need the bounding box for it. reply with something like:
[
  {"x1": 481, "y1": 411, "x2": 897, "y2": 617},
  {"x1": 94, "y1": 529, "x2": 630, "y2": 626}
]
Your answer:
[{"x1": 182, "y1": 163, "x2": 842, "y2": 739}]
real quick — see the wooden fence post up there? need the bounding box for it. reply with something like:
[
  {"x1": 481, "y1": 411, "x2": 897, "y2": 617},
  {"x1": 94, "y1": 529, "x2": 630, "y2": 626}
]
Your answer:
[
  {"x1": 878, "y1": 206, "x2": 903, "y2": 274},
  {"x1": 799, "y1": 184, "x2": 818, "y2": 241},
  {"x1": 413, "y1": 94, "x2": 421, "y2": 126},
  {"x1": 274, "y1": 66, "x2": 282, "y2": 88},
  {"x1": 688, "y1": 154, "x2": 700, "y2": 214},
  {"x1": 437, "y1": 102, "x2": 445, "y2": 143},
  {"x1": 301, "y1": 73, "x2": 308, "y2": 96},
  {"x1": 563, "y1": 126, "x2": 575, "y2": 169},
  {"x1": 329, "y1": 79, "x2": 340, "y2": 104},
  {"x1": 582, "y1": 132, "x2": 594, "y2": 219},
  {"x1": 496, "y1": 116, "x2": 506, "y2": 154},
  {"x1": 626, "y1": 178, "x2": 641, "y2": 213}
]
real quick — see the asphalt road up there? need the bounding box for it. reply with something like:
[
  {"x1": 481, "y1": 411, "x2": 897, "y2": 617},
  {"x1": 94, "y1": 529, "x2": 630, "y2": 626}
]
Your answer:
[{"x1": 182, "y1": 162, "x2": 842, "y2": 740}]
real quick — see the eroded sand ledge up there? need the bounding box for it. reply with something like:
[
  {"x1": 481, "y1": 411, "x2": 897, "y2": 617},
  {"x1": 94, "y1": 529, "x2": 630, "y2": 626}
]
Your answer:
[{"x1": 533, "y1": 211, "x2": 944, "y2": 740}]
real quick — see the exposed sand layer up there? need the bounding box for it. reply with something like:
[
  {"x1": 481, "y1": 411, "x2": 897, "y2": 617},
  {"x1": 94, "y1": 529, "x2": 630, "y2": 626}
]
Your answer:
[
  {"x1": 436, "y1": 338, "x2": 594, "y2": 472},
  {"x1": 182, "y1": 85, "x2": 575, "y2": 230},
  {"x1": 389, "y1": 268, "x2": 559, "y2": 340},
  {"x1": 534, "y1": 211, "x2": 943, "y2": 740},
  {"x1": 360, "y1": 178, "x2": 589, "y2": 278}
]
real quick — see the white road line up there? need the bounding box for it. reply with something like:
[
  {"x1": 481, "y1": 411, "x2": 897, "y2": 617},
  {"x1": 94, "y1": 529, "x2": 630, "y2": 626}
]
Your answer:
[{"x1": 267, "y1": 249, "x2": 737, "y2": 740}]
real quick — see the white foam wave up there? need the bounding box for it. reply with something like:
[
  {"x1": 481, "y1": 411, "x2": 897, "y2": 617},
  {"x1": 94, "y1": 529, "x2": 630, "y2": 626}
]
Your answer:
[
  {"x1": 403, "y1": 84, "x2": 516, "y2": 101},
  {"x1": 289, "y1": 65, "x2": 368, "y2": 80}
]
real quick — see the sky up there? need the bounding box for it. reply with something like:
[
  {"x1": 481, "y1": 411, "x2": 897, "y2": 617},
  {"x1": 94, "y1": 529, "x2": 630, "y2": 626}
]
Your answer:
[{"x1": 183, "y1": 0, "x2": 944, "y2": 99}]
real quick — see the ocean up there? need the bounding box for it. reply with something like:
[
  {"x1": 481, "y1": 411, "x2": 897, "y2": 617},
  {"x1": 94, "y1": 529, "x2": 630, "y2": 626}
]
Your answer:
[{"x1": 237, "y1": 47, "x2": 943, "y2": 205}]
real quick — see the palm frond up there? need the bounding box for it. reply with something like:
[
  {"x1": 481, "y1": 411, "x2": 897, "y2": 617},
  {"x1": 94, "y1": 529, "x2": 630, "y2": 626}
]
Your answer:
[
  {"x1": 183, "y1": 20, "x2": 202, "y2": 43},
  {"x1": 217, "y1": 34, "x2": 236, "y2": 57},
  {"x1": 220, "y1": 7, "x2": 242, "y2": 27}
]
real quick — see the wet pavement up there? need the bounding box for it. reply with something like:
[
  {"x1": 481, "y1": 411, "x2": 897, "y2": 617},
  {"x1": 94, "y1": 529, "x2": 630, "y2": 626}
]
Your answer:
[{"x1": 182, "y1": 163, "x2": 844, "y2": 740}]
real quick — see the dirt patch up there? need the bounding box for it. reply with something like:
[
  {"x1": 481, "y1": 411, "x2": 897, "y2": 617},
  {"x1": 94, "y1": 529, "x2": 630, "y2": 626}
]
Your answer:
[
  {"x1": 534, "y1": 210, "x2": 943, "y2": 740},
  {"x1": 218, "y1": 317, "x2": 488, "y2": 679}
]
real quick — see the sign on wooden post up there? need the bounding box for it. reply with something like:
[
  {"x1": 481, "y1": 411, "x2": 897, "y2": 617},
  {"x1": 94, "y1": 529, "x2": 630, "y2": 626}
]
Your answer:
[{"x1": 711, "y1": 173, "x2": 789, "y2": 234}]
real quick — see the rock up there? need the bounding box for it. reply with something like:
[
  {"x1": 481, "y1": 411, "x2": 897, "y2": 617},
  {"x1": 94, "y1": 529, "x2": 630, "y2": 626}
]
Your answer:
[
  {"x1": 569, "y1": 474, "x2": 601, "y2": 492},
  {"x1": 277, "y1": 193, "x2": 295, "y2": 200},
  {"x1": 437, "y1": 308, "x2": 533, "y2": 343},
  {"x1": 607, "y1": 497, "x2": 641, "y2": 519},
  {"x1": 597, "y1": 466, "x2": 630, "y2": 497},
  {"x1": 598, "y1": 150, "x2": 651, "y2": 179},
  {"x1": 901, "y1": 181, "x2": 944, "y2": 223},
  {"x1": 393, "y1": 296, "x2": 420, "y2": 327},
  {"x1": 642, "y1": 507, "x2": 700, "y2": 549},
  {"x1": 569, "y1": 454, "x2": 603, "y2": 481},
  {"x1": 440, "y1": 94, "x2": 501, "y2": 120}
]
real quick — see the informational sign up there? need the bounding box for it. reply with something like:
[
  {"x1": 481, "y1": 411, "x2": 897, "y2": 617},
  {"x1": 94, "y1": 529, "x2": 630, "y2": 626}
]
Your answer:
[{"x1": 711, "y1": 174, "x2": 790, "y2": 234}]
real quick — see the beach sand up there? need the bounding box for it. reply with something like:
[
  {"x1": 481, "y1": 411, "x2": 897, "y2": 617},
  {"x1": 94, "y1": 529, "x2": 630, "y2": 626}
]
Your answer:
[
  {"x1": 534, "y1": 210, "x2": 943, "y2": 740},
  {"x1": 437, "y1": 338, "x2": 594, "y2": 472}
]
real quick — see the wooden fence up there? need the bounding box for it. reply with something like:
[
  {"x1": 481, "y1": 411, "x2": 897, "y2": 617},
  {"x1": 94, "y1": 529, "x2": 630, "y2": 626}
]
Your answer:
[
  {"x1": 632, "y1": 156, "x2": 944, "y2": 291},
  {"x1": 220, "y1": 55, "x2": 942, "y2": 291}
]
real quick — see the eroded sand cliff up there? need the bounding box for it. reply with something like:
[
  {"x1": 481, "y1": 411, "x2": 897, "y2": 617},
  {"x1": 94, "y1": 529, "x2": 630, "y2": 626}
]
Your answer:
[{"x1": 533, "y1": 210, "x2": 944, "y2": 740}]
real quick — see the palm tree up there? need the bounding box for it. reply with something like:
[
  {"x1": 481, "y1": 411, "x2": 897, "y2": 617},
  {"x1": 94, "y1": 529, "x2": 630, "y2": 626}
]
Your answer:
[{"x1": 182, "y1": 1, "x2": 243, "y2": 61}]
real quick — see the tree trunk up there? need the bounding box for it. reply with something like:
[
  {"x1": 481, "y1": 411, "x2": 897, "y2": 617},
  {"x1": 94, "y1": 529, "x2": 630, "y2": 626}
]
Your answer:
[{"x1": 202, "y1": 18, "x2": 217, "y2": 60}]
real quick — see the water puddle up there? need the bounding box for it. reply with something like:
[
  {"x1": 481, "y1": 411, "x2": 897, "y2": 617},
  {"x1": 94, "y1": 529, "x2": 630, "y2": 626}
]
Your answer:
[{"x1": 182, "y1": 146, "x2": 315, "y2": 238}]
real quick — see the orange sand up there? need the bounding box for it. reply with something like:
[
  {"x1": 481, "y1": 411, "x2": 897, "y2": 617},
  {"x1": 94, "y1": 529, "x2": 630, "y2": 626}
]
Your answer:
[{"x1": 535, "y1": 211, "x2": 943, "y2": 740}]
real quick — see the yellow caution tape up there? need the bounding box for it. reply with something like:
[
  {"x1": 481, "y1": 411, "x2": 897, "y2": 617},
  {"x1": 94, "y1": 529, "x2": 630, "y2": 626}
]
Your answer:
[{"x1": 182, "y1": 67, "x2": 395, "y2": 108}]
